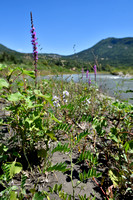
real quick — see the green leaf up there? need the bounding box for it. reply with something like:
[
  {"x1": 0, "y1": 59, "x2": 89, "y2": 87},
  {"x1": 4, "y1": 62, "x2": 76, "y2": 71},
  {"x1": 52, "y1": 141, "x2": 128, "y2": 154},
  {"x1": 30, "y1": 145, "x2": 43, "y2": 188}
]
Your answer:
[
  {"x1": 110, "y1": 133, "x2": 118, "y2": 143},
  {"x1": 50, "y1": 113, "x2": 62, "y2": 123},
  {"x1": 52, "y1": 142, "x2": 70, "y2": 154},
  {"x1": 57, "y1": 184, "x2": 62, "y2": 192},
  {"x1": 22, "y1": 69, "x2": 35, "y2": 79},
  {"x1": 46, "y1": 131, "x2": 57, "y2": 141},
  {"x1": 3, "y1": 161, "x2": 22, "y2": 181},
  {"x1": 0, "y1": 64, "x2": 7, "y2": 71},
  {"x1": 55, "y1": 123, "x2": 72, "y2": 132},
  {"x1": 21, "y1": 174, "x2": 27, "y2": 189},
  {"x1": 32, "y1": 192, "x2": 45, "y2": 200},
  {"x1": 45, "y1": 162, "x2": 70, "y2": 173},
  {"x1": 10, "y1": 161, "x2": 22, "y2": 178},
  {"x1": 68, "y1": 195, "x2": 72, "y2": 200},
  {"x1": 75, "y1": 130, "x2": 89, "y2": 145},
  {"x1": 52, "y1": 184, "x2": 58, "y2": 193},
  {"x1": 108, "y1": 170, "x2": 118, "y2": 188},
  {"x1": 0, "y1": 78, "x2": 9, "y2": 89},
  {"x1": 8, "y1": 92, "x2": 24, "y2": 102},
  {"x1": 124, "y1": 142, "x2": 130, "y2": 153},
  {"x1": 34, "y1": 90, "x2": 53, "y2": 105},
  {"x1": 10, "y1": 191, "x2": 18, "y2": 200}
]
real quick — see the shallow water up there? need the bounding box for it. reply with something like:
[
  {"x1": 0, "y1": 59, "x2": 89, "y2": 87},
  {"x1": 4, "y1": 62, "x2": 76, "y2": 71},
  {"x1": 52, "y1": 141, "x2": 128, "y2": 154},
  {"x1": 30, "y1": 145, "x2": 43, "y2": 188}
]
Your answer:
[{"x1": 40, "y1": 74, "x2": 133, "y2": 103}]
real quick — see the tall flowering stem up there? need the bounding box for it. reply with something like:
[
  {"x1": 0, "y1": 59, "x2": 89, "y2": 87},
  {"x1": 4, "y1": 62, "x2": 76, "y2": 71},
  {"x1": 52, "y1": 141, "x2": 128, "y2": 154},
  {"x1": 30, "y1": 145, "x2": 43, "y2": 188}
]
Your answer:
[
  {"x1": 30, "y1": 12, "x2": 38, "y2": 87},
  {"x1": 94, "y1": 65, "x2": 97, "y2": 82}
]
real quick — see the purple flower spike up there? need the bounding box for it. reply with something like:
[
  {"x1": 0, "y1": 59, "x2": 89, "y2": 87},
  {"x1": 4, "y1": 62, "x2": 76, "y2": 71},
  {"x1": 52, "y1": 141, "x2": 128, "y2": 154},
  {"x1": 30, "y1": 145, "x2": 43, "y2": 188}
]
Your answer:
[
  {"x1": 30, "y1": 12, "x2": 38, "y2": 87},
  {"x1": 94, "y1": 65, "x2": 97, "y2": 75}
]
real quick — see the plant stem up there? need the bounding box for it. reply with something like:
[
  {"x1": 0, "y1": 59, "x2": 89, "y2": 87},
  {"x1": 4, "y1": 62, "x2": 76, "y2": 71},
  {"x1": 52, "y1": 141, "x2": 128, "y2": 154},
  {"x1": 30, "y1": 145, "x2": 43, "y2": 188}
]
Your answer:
[{"x1": 69, "y1": 132, "x2": 75, "y2": 200}]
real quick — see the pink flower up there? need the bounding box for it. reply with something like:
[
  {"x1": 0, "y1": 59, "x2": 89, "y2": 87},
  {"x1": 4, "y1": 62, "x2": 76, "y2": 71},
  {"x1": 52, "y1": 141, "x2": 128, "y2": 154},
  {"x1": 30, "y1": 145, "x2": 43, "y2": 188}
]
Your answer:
[
  {"x1": 94, "y1": 65, "x2": 97, "y2": 74},
  {"x1": 86, "y1": 69, "x2": 89, "y2": 79},
  {"x1": 30, "y1": 12, "x2": 38, "y2": 86}
]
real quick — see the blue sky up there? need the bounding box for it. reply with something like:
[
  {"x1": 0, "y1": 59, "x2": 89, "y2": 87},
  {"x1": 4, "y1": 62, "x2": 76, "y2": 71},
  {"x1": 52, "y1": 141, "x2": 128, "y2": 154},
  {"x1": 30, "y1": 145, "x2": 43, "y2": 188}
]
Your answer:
[{"x1": 1, "y1": 0, "x2": 133, "y2": 55}]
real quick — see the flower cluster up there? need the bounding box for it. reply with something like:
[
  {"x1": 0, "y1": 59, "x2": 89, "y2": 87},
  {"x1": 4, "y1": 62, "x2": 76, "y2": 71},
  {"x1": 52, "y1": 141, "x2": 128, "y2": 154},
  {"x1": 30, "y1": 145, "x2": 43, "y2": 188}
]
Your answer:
[
  {"x1": 52, "y1": 90, "x2": 69, "y2": 107},
  {"x1": 83, "y1": 97, "x2": 91, "y2": 105},
  {"x1": 30, "y1": 12, "x2": 38, "y2": 86},
  {"x1": 63, "y1": 90, "x2": 69, "y2": 103},
  {"x1": 52, "y1": 95, "x2": 60, "y2": 107},
  {"x1": 31, "y1": 27, "x2": 38, "y2": 64},
  {"x1": 86, "y1": 98, "x2": 91, "y2": 105}
]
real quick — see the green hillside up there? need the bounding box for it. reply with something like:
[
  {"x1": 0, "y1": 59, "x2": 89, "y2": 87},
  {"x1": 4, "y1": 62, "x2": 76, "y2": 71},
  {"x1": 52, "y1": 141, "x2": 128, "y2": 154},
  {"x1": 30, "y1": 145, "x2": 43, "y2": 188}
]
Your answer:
[
  {"x1": 1, "y1": 37, "x2": 133, "y2": 73},
  {"x1": 67, "y1": 37, "x2": 133, "y2": 69}
]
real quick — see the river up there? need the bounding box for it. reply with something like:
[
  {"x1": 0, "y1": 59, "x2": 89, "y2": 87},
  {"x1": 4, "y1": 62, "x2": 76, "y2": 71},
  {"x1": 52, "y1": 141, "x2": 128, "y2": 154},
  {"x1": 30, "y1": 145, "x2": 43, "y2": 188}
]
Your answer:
[{"x1": 40, "y1": 73, "x2": 133, "y2": 103}]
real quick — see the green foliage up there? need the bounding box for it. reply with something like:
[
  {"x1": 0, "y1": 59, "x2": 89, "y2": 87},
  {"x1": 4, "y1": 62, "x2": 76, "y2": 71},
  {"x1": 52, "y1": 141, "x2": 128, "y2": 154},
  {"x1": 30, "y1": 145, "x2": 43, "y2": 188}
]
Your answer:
[
  {"x1": 20, "y1": 174, "x2": 27, "y2": 189},
  {"x1": 49, "y1": 183, "x2": 62, "y2": 194},
  {"x1": 1, "y1": 160, "x2": 22, "y2": 182},
  {"x1": 79, "y1": 168, "x2": 101, "y2": 182},
  {"x1": 52, "y1": 142, "x2": 70, "y2": 153},
  {"x1": 0, "y1": 78, "x2": 9, "y2": 89},
  {"x1": 32, "y1": 191, "x2": 49, "y2": 200},
  {"x1": 0, "y1": 63, "x2": 7, "y2": 71},
  {"x1": 78, "y1": 194, "x2": 96, "y2": 200},
  {"x1": 0, "y1": 186, "x2": 19, "y2": 200},
  {"x1": 75, "y1": 130, "x2": 90, "y2": 145},
  {"x1": 0, "y1": 145, "x2": 8, "y2": 164},
  {"x1": 68, "y1": 37, "x2": 133, "y2": 70},
  {"x1": 45, "y1": 162, "x2": 70, "y2": 173},
  {"x1": 0, "y1": 63, "x2": 132, "y2": 200},
  {"x1": 49, "y1": 184, "x2": 72, "y2": 200},
  {"x1": 2, "y1": 37, "x2": 133, "y2": 72},
  {"x1": 78, "y1": 150, "x2": 98, "y2": 166}
]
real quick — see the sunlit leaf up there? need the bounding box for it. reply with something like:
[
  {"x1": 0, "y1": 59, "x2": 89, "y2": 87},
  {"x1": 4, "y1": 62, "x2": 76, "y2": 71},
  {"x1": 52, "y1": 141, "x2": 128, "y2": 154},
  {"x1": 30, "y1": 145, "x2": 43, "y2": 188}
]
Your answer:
[
  {"x1": 0, "y1": 78, "x2": 9, "y2": 89},
  {"x1": 46, "y1": 162, "x2": 70, "y2": 173},
  {"x1": 52, "y1": 142, "x2": 70, "y2": 153},
  {"x1": 108, "y1": 170, "x2": 118, "y2": 188},
  {"x1": 0, "y1": 64, "x2": 7, "y2": 71},
  {"x1": 8, "y1": 92, "x2": 24, "y2": 102},
  {"x1": 50, "y1": 113, "x2": 62, "y2": 123},
  {"x1": 10, "y1": 191, "x2": 18, "y2": 200},
  {"x1": 34, "y1": 89, "x2": 53, "y2": 105},
  {"x1": 22, "y1": 69, "x2": 35, "y2": 79}
]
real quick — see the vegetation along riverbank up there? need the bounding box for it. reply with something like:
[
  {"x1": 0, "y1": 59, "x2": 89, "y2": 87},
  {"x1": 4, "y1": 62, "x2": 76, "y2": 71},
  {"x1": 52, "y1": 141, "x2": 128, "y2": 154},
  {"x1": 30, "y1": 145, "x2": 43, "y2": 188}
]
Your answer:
[{"x1": 0, "y1": 13, "x2": 133, "y2": 200}]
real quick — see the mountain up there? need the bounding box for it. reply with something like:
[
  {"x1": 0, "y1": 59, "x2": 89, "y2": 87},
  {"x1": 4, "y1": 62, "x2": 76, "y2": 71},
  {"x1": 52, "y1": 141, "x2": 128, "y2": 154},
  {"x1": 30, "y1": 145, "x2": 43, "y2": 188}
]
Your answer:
[
  {"x1": 1, "y1": 37, "x2": 133, "y2": 68},
  {"x1": 67, "y1": 37, "x2": 133, "y2": 67},
  {"x1": 0, "y1": 44, "x2": 62, "y2": 60},
  {"x1": 0, "y1": 44, "x2": 24, "y2": 56}
]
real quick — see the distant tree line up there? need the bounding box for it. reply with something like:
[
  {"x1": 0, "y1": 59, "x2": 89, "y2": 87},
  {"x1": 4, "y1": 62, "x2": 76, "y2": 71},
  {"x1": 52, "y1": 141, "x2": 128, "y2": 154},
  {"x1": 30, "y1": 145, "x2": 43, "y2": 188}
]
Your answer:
[
  {"x1": 0, "y1": 51, "x2": 132, "y2": 74},
  {"x1": 0, "y1": 52, "x2": 23, "y2": 64}
]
